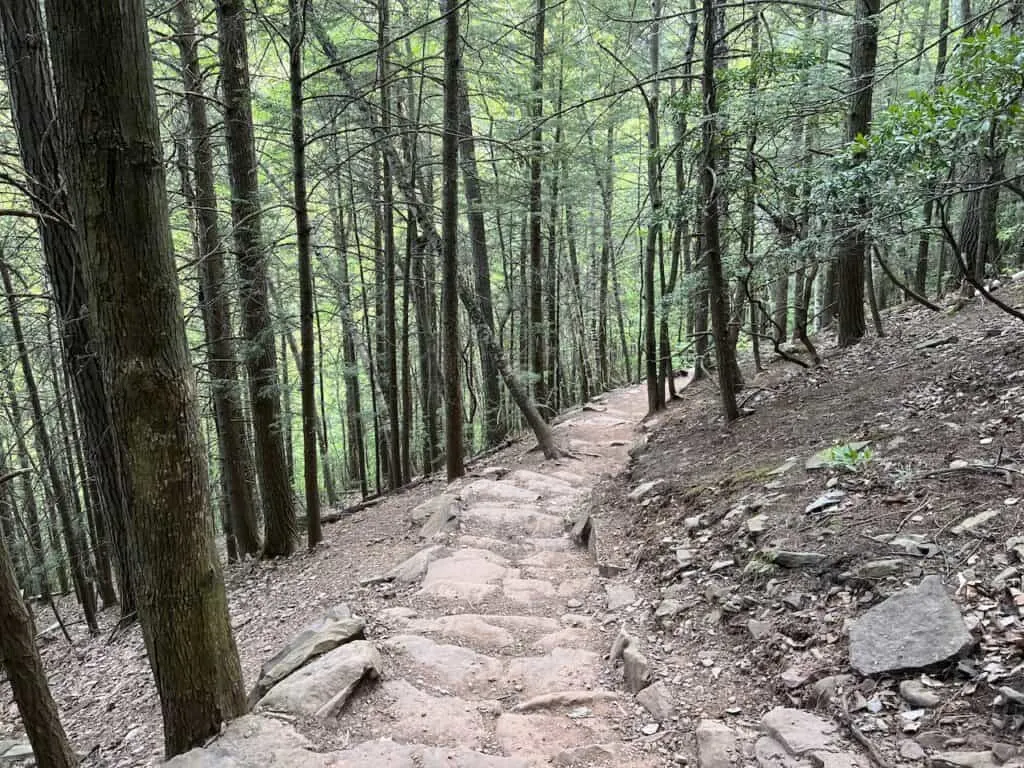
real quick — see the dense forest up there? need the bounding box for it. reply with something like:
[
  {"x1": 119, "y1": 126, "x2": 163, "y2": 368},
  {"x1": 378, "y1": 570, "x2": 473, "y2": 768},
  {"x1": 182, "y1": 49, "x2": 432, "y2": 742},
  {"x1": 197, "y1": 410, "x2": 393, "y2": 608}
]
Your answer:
[{"x1": 0, "y1": 0, "x2": 1022, "y2": 760}]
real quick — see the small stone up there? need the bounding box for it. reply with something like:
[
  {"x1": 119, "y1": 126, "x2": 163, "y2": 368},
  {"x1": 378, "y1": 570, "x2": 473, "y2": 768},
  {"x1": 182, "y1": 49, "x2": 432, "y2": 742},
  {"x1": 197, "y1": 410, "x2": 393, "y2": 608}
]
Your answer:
[
  {"x1": 772, "y1": 551, "x2": 826, "y2": 568},
  {"x1": 676, "y1": 548, "x2": 696, "y2": 568},
  {"x1": 990, "y1": 743, "x2": 1020, "y2": 763},
  {"x1": 642, "y1": 723, "x2": 660, "y2": 735},
  {"x1": 951, "y1": 509, "x2": 1001, "y2": 535},
  {"x1": 623, "y1": 646, "x2": 651, "y2": 693},
  {"x1": 629, "y1": 479, "x2": 665, "y2": 501},
  {"x1": 810, "y1": 675, "x2": 855, "y2": 705},
  {"x1": 605, "y1": 584, "x2": 636, "y2": 611},
  {"x1": 899, "y1": 679, "x2": 941, "y2": 708},
  {"x1": 899, "y1": 740, "x2": 926, "y2": 761},
  {"x1": 685, "y1": 516, "x2": 704, "y2": 531},
  {"x1": 854, "y1": 558, "x2": 907, "y2": 580},
  {"x1": 598, "y1": 563, "x2": 627, "y2": 578},
  {"x1": 710, "y1": 559, "x2": 734, "y2": 572},
  {"x1": 747, "y1": 619, "x2": 773, "y2": 640},
  {"x1": 747, "y1": 514, "x2": 769, "y2": 535},
  {"x1": 655, "y1": 599, "x2": 684, "y2": 628},
  {"x1": 762, "y1": 707, "x2": 838, "y2": 755},
  {"x1": 637, "y1": 681, "x2": 674, "y2": 721},
  {"x1": 780, "y1": 666, "x2": 811, "y2": 689},
  {"x1": 566, "y1": 598, "x2": 583, "y2": 609}
]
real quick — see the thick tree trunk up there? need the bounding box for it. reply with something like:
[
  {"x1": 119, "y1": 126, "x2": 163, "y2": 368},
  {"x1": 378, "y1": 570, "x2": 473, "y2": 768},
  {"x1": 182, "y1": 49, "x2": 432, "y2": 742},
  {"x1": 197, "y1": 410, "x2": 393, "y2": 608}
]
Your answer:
[
  {"x1": 173, "y1": 0, "x2": 261, "y2": 559},
  {"x1": 216, "y1": 0, "x2": 296, "y2": 557},
  {"x1": 644, "y1": 0, "x2": 665, "y2": 414},
  {"x1": 46, "y1": 0, "x2": 246, "y2": 754},
  {"x1": 0, "y1": 0, "x2": 136, "y2": 618},
  {"x1": 0, "y1": 471, "x2": 77, "y2": 768}
]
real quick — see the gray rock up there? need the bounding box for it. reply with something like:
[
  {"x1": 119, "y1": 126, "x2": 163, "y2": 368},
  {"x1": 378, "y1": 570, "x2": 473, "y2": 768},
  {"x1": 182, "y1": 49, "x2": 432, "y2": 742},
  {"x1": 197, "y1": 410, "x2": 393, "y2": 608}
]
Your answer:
[
  {"x1": 610, "y1": 629, "x2": 633, "y2": 662},
  {"x1": 257, "y1": 640, "x2": 381, "y2": 718},
  {"x1": 360, "y1": 545, "x2": 447, "y2": 587},
  {"x1": 636, "y1": 681, "x2": 674, "y2": 721},
  {"x1": 676, "y1": 548, "x2": 696, "y2": 568},
  {"x1": 570, "y1": 513, "x2": 593, "y2": 551},
  {"x1": 420, "y1": 502, "x2": 460, "y2": 539},
  {"x1": 628, "y1": 479, "x2": 665, "y2": 501},
  {"x1": 990, "y1": 744, "x2": 1020, "y2": 764},
  {"x1": 772, "y1": 551, "x2": 826, "y2": 568},
  {"x1": 165, "y1": 715, "x2": 335, "y2": 767},
  {"x1": 762, "y1": 708, "x2": 838, "y2": 756},
  {"x1": 848, "y1": 576, "x2": 973, "y2": 676},
  {"x1": 755, "y1": 736, "x2": 804, "y2": 768},
  {"x1": 809, "y1": 675, "x2": 855, "y2": 706},
  {"x1": 899, "y1": 680, "x2": 942, "y2": 708},
  {"x1": 247, "y1": 605, "x2": 364, "y2": 707},
  {"x1": 411, "y1": 494, "x2": 460, "y2": 524},
  {"x1": 930, "y1": 752, "x2": 1001, "y2": 768},
  {"x1": 899, "y1": 741, "x2": 926, "y2": 761},
  {"x1": 622, "y1": 646, "x2": 651, "y2": 693},
  {"x1": 697, "y1": 720, "x2": 738, "y2": 768},
  {"x1": 951, "y1": 510, "x2": 1001, "y2": 535},
  {"x1": 0, "y1": 742, "x2": 33, "y2": 764},
  {"x1": 655, "y1": 599, "x2": 684, "y2": 627},
  {"x1": 748, "y1": 619, "x2": 773, "y2": 640},
  {"x1": 809, "y1": 753, "x2": 867, "y2": 768},
  {"x1": 854, "y1": 558, "x2": 907, "y2": 580},
  {"x1": 605, "y1": 583, "x2": 636, "y2": 611},
  {"x1": 747, "y1": 514, "x2": 769, "y2": 535},
  {"x1": 781, "y1": 666, "x2": 811, "y2": 689}
]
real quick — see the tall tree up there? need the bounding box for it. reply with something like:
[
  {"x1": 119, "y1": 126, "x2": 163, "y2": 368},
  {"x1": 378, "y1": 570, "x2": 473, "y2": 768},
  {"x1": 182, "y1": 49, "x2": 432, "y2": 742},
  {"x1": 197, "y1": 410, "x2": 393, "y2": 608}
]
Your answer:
[
  {"x1": 288, "y1": 0, "x2": 321, "y2": 546},
  {"x1": 701, "y1": 0, "x2": 740, "y2": 420},
  {"x1": 45, "y1": 0, "x2": 246, "y2": 754},
  {"x1": 0, "y1": 0, "x2": 136, "y2": 617},
  {"x1": 216, "y1": 0, "x2": 296, "y2": 556},
  {"x1": 172, "y1": 0, "x2": 261, "y2": 560},
  {"x1": 836, "y1": 0, "x2": 880, "y2": 346},
  {"x1": 644, "y1": 0, "x2": 665, "y2": 414},
  {"x1": 442, "y1": 0, "x2": 465, "y2": 481},
  {"x1": 529, "y1": 0, "x2": 548, "y2": 413}
]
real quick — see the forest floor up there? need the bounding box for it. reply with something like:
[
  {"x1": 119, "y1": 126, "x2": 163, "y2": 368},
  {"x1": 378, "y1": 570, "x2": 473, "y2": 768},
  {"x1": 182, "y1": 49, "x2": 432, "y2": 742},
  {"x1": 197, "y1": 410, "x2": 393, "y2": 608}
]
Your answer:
[{"x1": 2, "y1": 284, "x2": 1024, "y2": 767}]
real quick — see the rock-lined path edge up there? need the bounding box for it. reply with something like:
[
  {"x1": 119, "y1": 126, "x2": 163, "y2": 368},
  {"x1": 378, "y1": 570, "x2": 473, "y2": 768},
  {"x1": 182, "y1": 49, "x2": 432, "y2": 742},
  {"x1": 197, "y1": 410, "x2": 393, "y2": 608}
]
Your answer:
[{"x1": 168, "y1": 383, "x2": 667, "y2": 768}]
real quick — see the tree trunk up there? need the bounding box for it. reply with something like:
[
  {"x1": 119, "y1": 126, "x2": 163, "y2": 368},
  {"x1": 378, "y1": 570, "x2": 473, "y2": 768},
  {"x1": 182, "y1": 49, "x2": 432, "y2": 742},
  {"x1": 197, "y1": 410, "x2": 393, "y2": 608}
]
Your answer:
[
  {"x1": 1, "y1": 261, "x2": 98, "y2": 633},
  {"x1": 216, "y1": 0, "x2": 296, "y2": 557},
  {"x1": 0, "y1": 470, "x2": 77, "y2": 768},
  {"x1": 644, "y1": 0, "x2": 665, "y2": 414},
  {"x1": 442, "y1": 0, "x2": 465, "y2": 480},
  {"x1": 0, "y1": 0, "x2": 136, "y2": 618},
  {"x1": 701, "y1": 0, "x2": 740, "y2": 420},
  {"x1": 836, "y1": 0, "x2": 879, "y2": 347},
  {"x1": 46, "y1": 0, "x2": 246, "y2": 754},
  {"x1": 173, "y1": 0, "x2": 261, "y2": 560},
  {"x1": 529, "y1": 0, "x2": 548, "y2": 414},
  {"x1": 289, "y1": 0, "x2": 321, "y2": 546}
]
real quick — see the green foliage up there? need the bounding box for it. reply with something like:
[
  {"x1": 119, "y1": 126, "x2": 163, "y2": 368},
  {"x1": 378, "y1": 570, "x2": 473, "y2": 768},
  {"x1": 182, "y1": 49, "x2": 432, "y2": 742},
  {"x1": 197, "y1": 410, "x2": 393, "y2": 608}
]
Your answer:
[{"x1": 822, "y1": 443, "x2": 874, "y2": 473}]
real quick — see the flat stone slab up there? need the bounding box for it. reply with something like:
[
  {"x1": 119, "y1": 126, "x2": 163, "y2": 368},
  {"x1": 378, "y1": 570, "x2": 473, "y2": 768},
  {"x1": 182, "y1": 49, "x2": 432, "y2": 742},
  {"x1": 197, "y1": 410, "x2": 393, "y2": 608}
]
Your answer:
[
  {"x1": 756, "y1": 735, "x2": 810, "y2": 768},
  {"x1": 247, "y1": 604, "x2": 364, "y2": 707},
  {"x1": 762, "y1": 708, "x2": 839, "y2": 756},
  {"x1": 496, "y1": 709, "x2": 620, "y2": 761},
  {"x1": 406, "y1": 614, "x2": 517, "y2": 649},
  {"x1": 377, "y1": 679, "x2": 490, "y2": 748},
  {"x1": 460, "y1": 479, "x2": 542, "y2": 504},
  {"x1": 411, "y1": 493, "x2": 461, "y2": 524},
  {"x1": 419, "y1": 548, "x2": 508, "y2": 602},
  {"x1": 382, "y1": 634, "x2": 504, "y2": 696},
  {"x1": 697, "y1": 720, "x2": 739, "y2": 768},
  {"x1": 361, "y1": 545, "x2": 448, "y2": 586},
  {"x1": 605, "y1": 583, "x2": 636, "y2": 610},
  {"x1": 507, "y1": 469, "x2": 580, "y2": 498},
  {"x1": 848, "y1": 575, "x2": 973, "y2": 675},
  {"x1": 459, "y1": 503, "x2": 565, "y2": 538},
  {"x1": 329, "y1": 741, "x2": 530, "y2": 768},
  {"x1": 506, "y1": 647, "x2": 601, "y2": 697},
  {"x1": 165, "y1": 715, "x2": 334, "y2": 767},
  {"x1": 256, "y1": 640, "x2": 381, "y2": 718},
  {"x1": 503, "y1": 576, "x2": 558, "y2": 604}
]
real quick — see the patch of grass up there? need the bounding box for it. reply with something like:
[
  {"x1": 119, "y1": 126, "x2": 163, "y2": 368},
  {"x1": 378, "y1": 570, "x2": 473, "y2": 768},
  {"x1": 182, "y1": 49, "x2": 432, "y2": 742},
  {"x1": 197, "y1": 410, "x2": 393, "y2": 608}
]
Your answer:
[{"x1": 823, "y1": 443, "x2": 874, "y2": 472}]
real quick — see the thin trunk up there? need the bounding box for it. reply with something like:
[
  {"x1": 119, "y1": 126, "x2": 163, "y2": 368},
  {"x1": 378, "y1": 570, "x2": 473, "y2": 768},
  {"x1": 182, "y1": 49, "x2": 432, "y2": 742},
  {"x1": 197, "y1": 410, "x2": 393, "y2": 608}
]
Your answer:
[
  {"x1": 216, "y1": 0, "x2": 296, "y2": 557},
  {"x1": 645, "y1": 0, "x2": 664, "y2": 414},
  {"x1": 442, "y1": 0, "x2": 464, "y2": 480},
  {"x1": 1, "y1": 262, "x2": 98, "y2": 633},
  {"x1": 289, "y1": 0, "x2": 321, "y2": 546},
  {"x1": 173, "y1": 0, "x2": 261, "y2": 559},
  {"x1": 529, "y1": 0, "x2": 548, "y2": 413}
]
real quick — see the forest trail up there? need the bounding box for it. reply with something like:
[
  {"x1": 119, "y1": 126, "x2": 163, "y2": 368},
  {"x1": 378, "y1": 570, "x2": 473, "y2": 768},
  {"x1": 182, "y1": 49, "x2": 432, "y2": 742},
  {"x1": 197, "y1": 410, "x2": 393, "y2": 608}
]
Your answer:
[{"x1": 168, "y1": 380, "x2": 672, "y2": 767}]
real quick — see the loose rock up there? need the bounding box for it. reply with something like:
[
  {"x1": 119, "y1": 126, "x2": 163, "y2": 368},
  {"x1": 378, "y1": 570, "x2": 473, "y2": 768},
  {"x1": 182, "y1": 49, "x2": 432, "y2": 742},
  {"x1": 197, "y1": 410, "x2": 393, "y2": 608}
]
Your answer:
[
  {"x1": 636, "y1": 681, "x2": 674, "y2": 721},
  {"x1": 848, "y1": 576, "x2": 973, "y2": 675},
  {"x1": 762, "y1": 708, "x2": 838, "y2": 756},
  {"x1": 622, "y1": 646, "x2": 651, "y2": 693},
  {"x1": 605, "y1": 583, "x2": 636, "y2": 611},
  {"x1": 696, "y1": 720, "x2": 738, "y2": 768},
  {"x1": 899, "y1": 679, "x2": 942, "y2": 709}
]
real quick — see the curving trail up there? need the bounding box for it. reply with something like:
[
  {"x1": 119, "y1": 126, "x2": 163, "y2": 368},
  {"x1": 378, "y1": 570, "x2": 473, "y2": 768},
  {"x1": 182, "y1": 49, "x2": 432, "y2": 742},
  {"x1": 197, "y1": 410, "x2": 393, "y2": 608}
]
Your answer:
[{"x1": 168, "y1": 382, "x2": 664, "y2": 768}]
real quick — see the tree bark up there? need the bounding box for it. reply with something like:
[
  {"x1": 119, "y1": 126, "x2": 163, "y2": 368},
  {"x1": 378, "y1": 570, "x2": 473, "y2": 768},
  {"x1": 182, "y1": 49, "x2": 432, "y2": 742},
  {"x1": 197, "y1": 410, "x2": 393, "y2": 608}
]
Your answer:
[
  {"x1": 529, "y1": 0, "x2": 549, "y2": 413},
  {"x1": 0, "y1": 0, "x2": 136, "y2": 618},
  {"x1": 289, "y1": 0, "x2": 321, "y2": 546},
  {"x1": 836, "y1": 0, "x2": 880, "y2": 346},
  {"x1": 46, "y1": 0, "x2": 246, "y2": 754},
  {"x1": 645, "y1": 0, "x2": 665, "y2": 414},
  {"x1": 0, "y1": 470, "x2": 77, "y2": 768},
  {"x1": 173, "y1": 0, "x2": 261, "y2": 559},
  {"x1": 442, "y1": 0, "x2": 465, "y2": 480},
  {"x1": 215, "y1": 0, "x2": 296, "y2": 557}
]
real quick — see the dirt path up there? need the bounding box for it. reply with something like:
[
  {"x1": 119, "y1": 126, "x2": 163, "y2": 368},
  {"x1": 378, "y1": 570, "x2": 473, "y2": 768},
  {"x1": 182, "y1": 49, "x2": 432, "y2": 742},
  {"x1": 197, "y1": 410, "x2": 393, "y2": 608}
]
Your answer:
[{"x1": 168, "y1": 382, "x2": 668, "y2": 767}]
